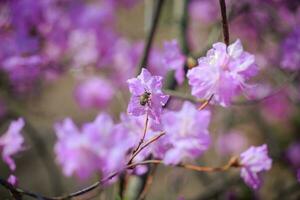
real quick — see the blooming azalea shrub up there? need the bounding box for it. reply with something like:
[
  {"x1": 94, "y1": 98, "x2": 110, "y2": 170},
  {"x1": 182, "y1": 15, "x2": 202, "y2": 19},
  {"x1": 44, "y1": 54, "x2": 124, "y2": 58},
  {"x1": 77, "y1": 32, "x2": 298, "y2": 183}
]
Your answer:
[{"x1": 0, "y1": 0, "x2": 299, "y2": 199}]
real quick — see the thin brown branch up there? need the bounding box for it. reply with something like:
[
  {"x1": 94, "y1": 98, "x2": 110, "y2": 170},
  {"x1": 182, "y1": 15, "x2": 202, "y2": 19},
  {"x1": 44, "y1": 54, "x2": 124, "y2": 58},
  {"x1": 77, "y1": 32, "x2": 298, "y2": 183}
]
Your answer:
[
  {"x1": 198, "y1": 94, "x2": 214, "y2": 110},
  {"x1": 128, "y1": 132, "x2": 165, "y2": 165},
  {"x1": 219, "y1": 0, "x2": 229, "y2": 45},
  {"x1": 128, "y1": 156, "x2": 240, "y2": 173},
  {"x1": 0, "y1": 156, "x2": 240, "y2": 200},
  {"x1": 129, "y1": 113, "x2": 150, "y2": 166}
]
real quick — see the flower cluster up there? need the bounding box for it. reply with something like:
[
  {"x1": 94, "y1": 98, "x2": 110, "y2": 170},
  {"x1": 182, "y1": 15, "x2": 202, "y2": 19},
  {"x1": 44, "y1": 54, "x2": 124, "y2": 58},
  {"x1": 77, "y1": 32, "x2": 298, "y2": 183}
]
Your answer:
[
  {"x1": 187, "y1": 39, "x2": 258, "y2": 106},
  {"x1": 54, "y1": 113, "x2": 132, "y2": 180},
  {"x1": 0, "y1": 0, "x2": 142, "y2": 95}
]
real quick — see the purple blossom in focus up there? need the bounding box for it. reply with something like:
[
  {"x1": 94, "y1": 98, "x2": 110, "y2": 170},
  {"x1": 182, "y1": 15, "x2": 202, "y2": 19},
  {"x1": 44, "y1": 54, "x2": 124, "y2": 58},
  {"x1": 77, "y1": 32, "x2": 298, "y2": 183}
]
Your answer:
[
  {"x1": 187, "y1": 39, "x2": 258, "y2": 106},
  {"x1": 240, "y1": 144, "x2": 272, "y2": 190},
  {"x1": 216, "y1": 131, "x2": 248, "y2": 156},
  {"x1": 162, "y1": 40, "x2": 186, "y2": 85},
  {"x1": 0, "y1": 118, "x2": 25, "y2": 171},
  {"x1": 281, "y1": 26, "x2": 300, "y2": 71},
  {"x1": 54, "y1": 113, "x2": 132, "y2": 180},
  {"x1": 74, "y1": 77, "x2": 115, "y2": 109},
  {"x1": 161, "y1": 101, "x2": 211, "y2": 165},
  {"x1": 127, "y1": 68, "x2": 169, "y2": 123}
]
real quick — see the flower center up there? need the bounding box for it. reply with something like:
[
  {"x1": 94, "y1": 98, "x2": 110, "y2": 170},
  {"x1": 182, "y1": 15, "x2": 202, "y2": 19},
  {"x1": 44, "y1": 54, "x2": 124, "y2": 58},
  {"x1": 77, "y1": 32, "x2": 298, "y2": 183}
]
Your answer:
[{"x1": 139, "y1": 91, "x2": 151, "y2": 106}]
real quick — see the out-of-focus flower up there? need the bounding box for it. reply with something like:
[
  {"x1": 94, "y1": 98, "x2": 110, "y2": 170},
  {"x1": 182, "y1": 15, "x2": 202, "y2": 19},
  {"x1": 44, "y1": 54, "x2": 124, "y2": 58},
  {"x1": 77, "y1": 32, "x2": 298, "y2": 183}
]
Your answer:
[
  {"x1": 161, "y1": 101, "x2": 211, "y2": 165},
  {"x1": 82, "y1": 114, "x2": 132, "y2": 176},
  {"x1": 148, "y1": 48, "x2": 168, "y2": 77},
  {"x1": 127, "y1": 68, "x2": 169, "y2": 123},
  {"x1": 0, "y1": 118, "x2": 25, "y2": 171},
  {"x1": 7, "y1": 174, "x2": 18, "y2": 186},
  {"x1": 2, "y1": 55, "x2": 43, "y2": 93},
  {"x1": 247, "y1": 84, "x2": 272, "y2": 100},
  {"x1": 162, "y1": 40, "x2": 186, "y2": 85},
  {"x1": 187, "y1": 39, "x2": 258, "y2": 107},
  {"x1": 261, "y1": 90, "x2": 292, "y2": 121},
  {"x1": 240, "y1": 144, "x2": 272, "y2": 190},
  {"x1": 297, "y1": 169, "x2": 300, "y2": 183},
  {"x1": 286, "y1": 142, "x2": 300, "y2": 168},
  {"x1": 68, "y1": 30, "x2": 99, "y2": 68},
  {"x1": 74, "y1": 77, "x2": 114, "y2": 109},
  {"x1": 54, "y1": 113, "x2": 131, "y2": 180},
  {"x1": 216, "y1": 131, "x2": 248, "y2": 156},
  {"x1": 189, "y1": 0, "x2": 219, "y2": 23},
  {"x1": 54, "y1": 118, "x2": 98, "y2": 179},
  {"x1": 281, "y1": 26, "x2": 300, "y2": 71},
  {"x1": 112, "y1": 39, "x2": 143, "y2": 86}
]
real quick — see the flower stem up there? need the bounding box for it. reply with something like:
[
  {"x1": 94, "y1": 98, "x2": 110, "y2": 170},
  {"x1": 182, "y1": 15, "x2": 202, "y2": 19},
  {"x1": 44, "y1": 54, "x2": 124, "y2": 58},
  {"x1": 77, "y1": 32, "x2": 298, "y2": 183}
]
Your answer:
[
  {"x1": 128, "y1": 131, "x2": 165, "y2": 165},
  {"x1": 0, "y1": 156, "x2": 240, "y2": 200},
  {"x1": 219, "y1": 0, "x2": 230, "y2": 45}
]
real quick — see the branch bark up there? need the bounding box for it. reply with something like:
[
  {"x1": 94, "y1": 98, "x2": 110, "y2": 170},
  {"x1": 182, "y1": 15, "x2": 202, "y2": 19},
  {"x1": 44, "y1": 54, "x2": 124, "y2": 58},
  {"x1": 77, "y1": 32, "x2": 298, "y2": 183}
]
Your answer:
[{"x1": 219, "y1": 0, "x2": 230, "y2": 45}]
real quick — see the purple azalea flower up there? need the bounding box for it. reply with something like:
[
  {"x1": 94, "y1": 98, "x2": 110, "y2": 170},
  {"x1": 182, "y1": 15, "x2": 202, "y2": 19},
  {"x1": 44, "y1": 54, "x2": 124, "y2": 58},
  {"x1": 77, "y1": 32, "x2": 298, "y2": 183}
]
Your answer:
[
  {"x1": 74, "y1": 77, "x2": 115, "y2": 109},
  {"x1": 162, "y1": 40, "x2": 186, "y2": 85},
  {"x1": 54, "y1": 113, "x2": 131, "y2": 180},
  {"x1": 127, "y1": 68, "x2": 169, "y2": 123},
  {"x1": 161, "y1": 101, "x2": 211, "y2": 165},
  {"x1": 240, "y1": 144, "x2": 272, "y2": 190},
  {"x1": 0, "y1": 118, "x2": 25, "y2": 171},
  {"x1": 187, "y1": 39, "x2": 258, "y2": 107},
  {"x1": 54, "y1": 118, "x2": 99, "y2": 179},
  {"x1": 281, "y1": 26, "x2": 300, "y2": 71}
]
